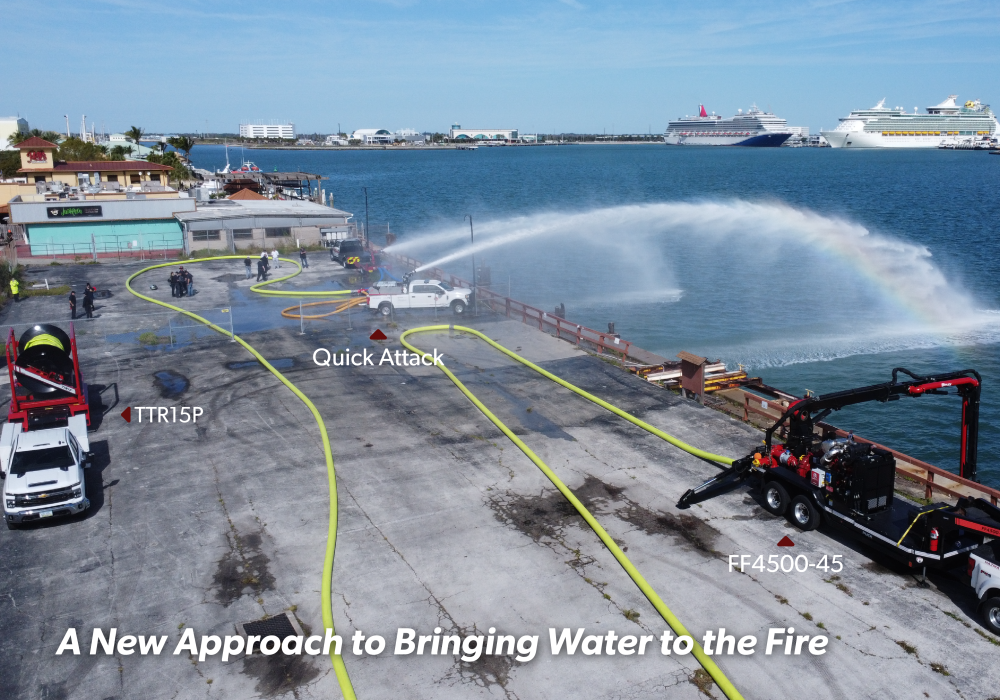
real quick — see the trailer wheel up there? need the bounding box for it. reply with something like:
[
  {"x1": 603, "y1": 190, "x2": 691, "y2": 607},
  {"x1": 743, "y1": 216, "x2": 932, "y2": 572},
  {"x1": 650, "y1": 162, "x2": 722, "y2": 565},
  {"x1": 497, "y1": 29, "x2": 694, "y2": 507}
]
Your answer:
[
  {"x1": 789, "y1": 495, "x2": 821, "y2": 531},
  {"x1": 378, "y1": 302, "x2": 393, "y2": 317},
  {"x1": 451, "y1": 300, "x2": 467, "y2": 316},
  {"x1": 762, "y1": 481, "x2": 790, "y2": 516},
  {"x1": 980, "y1": 596, "x2": 1000, "y2": 636}
]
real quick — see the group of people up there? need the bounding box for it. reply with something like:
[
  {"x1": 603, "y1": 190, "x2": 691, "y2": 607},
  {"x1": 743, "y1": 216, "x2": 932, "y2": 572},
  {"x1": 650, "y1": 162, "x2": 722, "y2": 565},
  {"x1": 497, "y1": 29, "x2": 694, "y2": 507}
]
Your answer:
[
  {"x1": 169, "y1": 267, "x2": 195, "y2": 298},
  {"x1": 68, "y1": 283, "x2": 95, "y2": 320},
  {"x1": 244, "y1": 248, "x2": 310, "y2": 282}
]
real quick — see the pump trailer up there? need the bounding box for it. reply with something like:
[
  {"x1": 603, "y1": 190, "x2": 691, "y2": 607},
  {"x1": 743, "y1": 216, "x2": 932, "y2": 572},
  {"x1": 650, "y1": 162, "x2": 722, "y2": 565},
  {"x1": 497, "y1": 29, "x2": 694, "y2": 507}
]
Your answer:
[{"x1": 677, "y1": 368, "x2": 1000, "y2": 630}]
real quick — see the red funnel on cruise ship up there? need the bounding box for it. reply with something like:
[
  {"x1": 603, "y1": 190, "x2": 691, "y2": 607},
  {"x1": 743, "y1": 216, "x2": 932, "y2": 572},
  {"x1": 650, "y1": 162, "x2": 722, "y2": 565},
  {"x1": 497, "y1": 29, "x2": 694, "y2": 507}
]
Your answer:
[{"x1": 699, "y1": 104, "x2": 708, "y2": 117}]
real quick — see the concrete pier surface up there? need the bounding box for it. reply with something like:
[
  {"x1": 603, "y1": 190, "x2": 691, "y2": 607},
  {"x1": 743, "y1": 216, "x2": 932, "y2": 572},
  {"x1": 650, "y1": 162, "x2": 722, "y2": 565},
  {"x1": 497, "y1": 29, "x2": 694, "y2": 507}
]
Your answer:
[{"x1": 0, "y1": 259, "x2": 996, "y2": 700}]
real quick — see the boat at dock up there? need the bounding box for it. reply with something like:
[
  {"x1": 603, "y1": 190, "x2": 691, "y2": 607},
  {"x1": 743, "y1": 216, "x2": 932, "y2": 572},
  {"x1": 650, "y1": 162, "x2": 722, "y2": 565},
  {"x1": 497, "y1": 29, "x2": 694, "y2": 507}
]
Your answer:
[
  {"x1": 664, "y1": 104, "x2": 793, "y2": 147},
  {"x1": 821, "y1": 96, "x2": 998, "y2": 148}
]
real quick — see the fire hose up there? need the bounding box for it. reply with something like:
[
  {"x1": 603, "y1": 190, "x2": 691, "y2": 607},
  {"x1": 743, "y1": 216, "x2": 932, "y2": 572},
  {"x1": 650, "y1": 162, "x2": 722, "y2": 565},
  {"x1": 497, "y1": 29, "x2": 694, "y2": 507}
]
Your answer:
[
  {"x1": 126, "y1": 256, "x2": 357, "y2": 700},
  {"x1": 400, "y1": 325, "x2": 743, "y2": 700},
  {"x1": 126, "y1": 258, "x2": 741, "y2": 700}
]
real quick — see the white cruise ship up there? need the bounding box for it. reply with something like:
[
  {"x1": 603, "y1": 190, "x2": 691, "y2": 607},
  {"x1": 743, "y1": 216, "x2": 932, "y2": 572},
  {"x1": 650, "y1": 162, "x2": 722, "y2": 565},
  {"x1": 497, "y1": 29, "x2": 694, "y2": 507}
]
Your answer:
[
  {"x1": 664, "y1": 105, "x2": 793, "y2": 147},
  {"x1": 821, "y1": 96, "x2": 998, "y2": 148}
]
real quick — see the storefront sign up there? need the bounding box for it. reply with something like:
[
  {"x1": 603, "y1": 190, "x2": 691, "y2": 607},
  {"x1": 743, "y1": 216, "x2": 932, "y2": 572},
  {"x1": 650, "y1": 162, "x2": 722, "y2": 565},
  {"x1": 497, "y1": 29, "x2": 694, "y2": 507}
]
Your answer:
[
  {"x1": 47, "y1": 205, "x2": 103, "y2": 219},
  {"x1": 27, "y1": 151, "x2": 48, "y2": 163}
]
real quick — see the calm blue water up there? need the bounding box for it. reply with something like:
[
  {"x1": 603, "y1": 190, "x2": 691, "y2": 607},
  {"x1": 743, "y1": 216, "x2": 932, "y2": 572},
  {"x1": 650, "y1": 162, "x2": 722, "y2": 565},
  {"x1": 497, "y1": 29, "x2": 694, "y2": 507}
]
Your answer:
[{"x1": 193, "y1": 145, "x2": 1000, "y2": 487}]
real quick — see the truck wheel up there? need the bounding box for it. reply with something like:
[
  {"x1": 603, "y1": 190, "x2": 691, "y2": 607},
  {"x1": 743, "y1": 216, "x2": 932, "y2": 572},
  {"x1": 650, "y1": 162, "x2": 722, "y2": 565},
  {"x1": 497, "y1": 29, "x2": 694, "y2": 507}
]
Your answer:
[
  {"x1": 980, "y1": 597, "x2": 1000, "y2": 635},
  {"x1": 5, "y1": 519, "x2": 19, "y2": 531},
  {"x1": 788, "y1": 495, "x2": 821, "y2": 531},
  {"x1": 378, "y1": 302, "x2": 393, "y2": 317},
  {"x1": 762, "y1": 481, "x2": 789, "y2": 517},
  {"x1": 451, "y1": 300, "x2": 467, "y2": 316}
]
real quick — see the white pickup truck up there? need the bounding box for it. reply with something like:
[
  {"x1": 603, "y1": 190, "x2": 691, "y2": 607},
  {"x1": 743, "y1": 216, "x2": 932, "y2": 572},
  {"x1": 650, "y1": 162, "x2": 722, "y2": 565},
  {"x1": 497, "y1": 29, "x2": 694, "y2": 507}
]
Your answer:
[
  {"x1": 1, "y1": 415, "x2": 92, "y2": 529},
  {"x1": 970, "y1": 541, "x2": 1000, "y2": 634},
  {"x1": 368, "y1": 279, "x2": 472, "y2": 317}
]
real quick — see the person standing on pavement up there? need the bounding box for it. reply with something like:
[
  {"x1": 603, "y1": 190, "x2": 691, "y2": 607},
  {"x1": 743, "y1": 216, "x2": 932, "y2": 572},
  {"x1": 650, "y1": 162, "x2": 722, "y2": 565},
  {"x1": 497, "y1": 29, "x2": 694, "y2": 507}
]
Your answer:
[
  {"x1": 244, "y1": 255, "x2": 252, "y2": 279},
  {"x1": 184, "y1": 268, "x2": 194, "y2": 297},
  {"x1": 168, "y1": 269, "x2": 178, "y2": 297},
  {"x1": 256, "y1": 257, "x2": 268, "y2": 282},
  {"x1": 176, "y1": 267, "x2": 187, "y2": 297},
  {"x1": 271, "y1": 248, "x2": 280, "y2": 269},
  {"x1": 9, "y1": 277, "x2": 19, "y2": 302},
  {"x1": 260, "y1": 250, "x2": 270, "y2": 273},
  {"x1": 298, "y1": 247, "x2": 308, "y2": 268},
  {"x1": 82, "y1": 285, "x2": 95, "y2": 319},
  {"x1": 69, "y1": 290, "x2": 77, "y2": 319}
]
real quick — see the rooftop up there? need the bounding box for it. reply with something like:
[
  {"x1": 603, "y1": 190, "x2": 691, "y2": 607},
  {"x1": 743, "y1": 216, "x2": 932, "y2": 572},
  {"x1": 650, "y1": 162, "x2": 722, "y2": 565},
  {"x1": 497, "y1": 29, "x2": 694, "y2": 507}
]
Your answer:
[
  {"x1": 227, "y1": 188, "x2": 267, "y2": 201},
  {"x1": 14, "y1": 136, "x2": 59, "y2": 149},
  {"x1": 175, "y1": 198, "x2": 352, "y2": 223},
  {"x1": 19, "y1": 161, "x2": 173, "y2": 173}
]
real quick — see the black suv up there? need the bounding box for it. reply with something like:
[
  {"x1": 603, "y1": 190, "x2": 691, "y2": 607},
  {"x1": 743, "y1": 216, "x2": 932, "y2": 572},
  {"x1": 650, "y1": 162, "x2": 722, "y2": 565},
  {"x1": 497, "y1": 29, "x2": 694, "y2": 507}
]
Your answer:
[{"x1": 331, "y1": 239, "x2": 377, "y2": 268}]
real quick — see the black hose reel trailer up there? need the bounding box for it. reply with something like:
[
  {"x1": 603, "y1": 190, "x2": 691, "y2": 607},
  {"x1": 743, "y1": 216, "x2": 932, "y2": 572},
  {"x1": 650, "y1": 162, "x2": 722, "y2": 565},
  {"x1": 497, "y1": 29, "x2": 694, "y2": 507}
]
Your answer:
[{"x1": 5, "y1": 323, "x2": 91, "y2": 430}]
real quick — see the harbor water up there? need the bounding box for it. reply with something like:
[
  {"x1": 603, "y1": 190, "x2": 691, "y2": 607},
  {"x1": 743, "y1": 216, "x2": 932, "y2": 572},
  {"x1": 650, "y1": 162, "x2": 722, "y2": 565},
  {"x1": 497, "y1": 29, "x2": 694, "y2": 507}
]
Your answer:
[{"x1": 193, "y1": 144, "x2": 1000, "y2": 486}]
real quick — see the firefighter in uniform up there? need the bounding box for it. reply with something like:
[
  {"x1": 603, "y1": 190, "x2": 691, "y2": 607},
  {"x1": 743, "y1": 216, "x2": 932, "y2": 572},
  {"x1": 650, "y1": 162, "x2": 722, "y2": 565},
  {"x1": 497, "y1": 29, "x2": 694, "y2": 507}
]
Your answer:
[{"x1": 9, "y1": 277, "x2": 19, "y2": 302}]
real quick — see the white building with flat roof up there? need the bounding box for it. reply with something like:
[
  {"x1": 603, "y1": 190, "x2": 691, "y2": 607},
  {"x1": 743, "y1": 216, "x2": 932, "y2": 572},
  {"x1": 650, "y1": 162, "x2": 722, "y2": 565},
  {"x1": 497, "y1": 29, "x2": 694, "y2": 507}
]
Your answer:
[
  {"x1": 240, "y1": 122, "x2": 295, "y2": 140},
  {"x1": 1, "y1": 116, "x2": 29, "y2": 151},
  {"x1": 449, "y1": 124, "x2": 518, "y2": 141}
]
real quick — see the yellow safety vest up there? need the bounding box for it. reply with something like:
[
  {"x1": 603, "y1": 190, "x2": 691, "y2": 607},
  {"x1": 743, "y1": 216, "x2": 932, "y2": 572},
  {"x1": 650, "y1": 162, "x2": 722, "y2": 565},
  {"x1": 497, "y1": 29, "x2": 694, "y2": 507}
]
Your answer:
[{"x1": 10, "y1": 279, "x2": 18, "y2": 294}]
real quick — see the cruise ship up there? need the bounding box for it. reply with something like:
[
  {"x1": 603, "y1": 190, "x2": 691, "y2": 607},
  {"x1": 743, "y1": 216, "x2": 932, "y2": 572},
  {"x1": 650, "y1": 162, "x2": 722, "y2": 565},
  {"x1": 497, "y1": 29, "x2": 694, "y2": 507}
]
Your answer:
[
  {"x1": 821, "y1": 96, "x2": 998, "y2": 148},
  {"x1": 664, "y1": 105, "x2": 793, "y2": 147}
]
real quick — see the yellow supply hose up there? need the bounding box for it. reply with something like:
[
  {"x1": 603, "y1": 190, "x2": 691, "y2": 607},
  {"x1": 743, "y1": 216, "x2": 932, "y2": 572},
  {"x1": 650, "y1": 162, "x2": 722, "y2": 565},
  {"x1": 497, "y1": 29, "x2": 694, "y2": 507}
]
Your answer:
[
  {"x1": 125, "y1": 257, "x2": 357, "y2": 700},
  {"x1": 22, "y1": 333, "x2": 66, "y2": 352},
  {"x1": 400, "y1": 325, "x2": 743, "y2": 700}
]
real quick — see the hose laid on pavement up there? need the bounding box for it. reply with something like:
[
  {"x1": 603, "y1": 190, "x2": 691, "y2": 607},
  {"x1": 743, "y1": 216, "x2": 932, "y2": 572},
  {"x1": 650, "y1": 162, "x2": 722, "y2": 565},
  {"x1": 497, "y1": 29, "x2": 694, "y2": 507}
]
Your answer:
[
  {"x1": 400, "y1": 325, "x2": 743, "y2": 700},
  {"x1": 125, "y1": 256, "x2": 357, "y2": 700}
]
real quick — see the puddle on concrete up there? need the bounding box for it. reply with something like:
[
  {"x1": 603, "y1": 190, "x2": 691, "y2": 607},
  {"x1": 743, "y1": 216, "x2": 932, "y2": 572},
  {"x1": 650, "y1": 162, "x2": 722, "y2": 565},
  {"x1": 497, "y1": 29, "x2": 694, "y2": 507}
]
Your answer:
[
  {"x1": 490, "y1": 474, "x2": 721, "y2": 557},
  {"x1": 617, "y1": 504, "x2": 720, "y2": 557},
  {"x1": 488, "y1": 476, "x2": 624, "y2": 543},
  {"x1": 443, "y1": 624, "x2": 521, "y2": 692},
  {"x1": 241, "y1": 653, "x2": 320, "y2": 698},
  {"x1": 212, "y1": 531, "x2": 276, "y2": 606},
  {"x1": 152, "y1": 370, "x2": 188, "y2": 398},
  {"x1": 226, "y1": 358, "x2": 295, "y2": 370}
]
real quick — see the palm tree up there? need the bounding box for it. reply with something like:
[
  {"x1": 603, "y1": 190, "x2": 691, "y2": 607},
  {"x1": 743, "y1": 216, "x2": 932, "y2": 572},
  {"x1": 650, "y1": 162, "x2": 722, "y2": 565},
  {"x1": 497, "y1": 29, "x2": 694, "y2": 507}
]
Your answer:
[
  {"x1": 125, "y1": 126, "x2": 145, "y2": 145},
  {"x1": 167, "y1": 135, "x2": 196, "y2": 163}
]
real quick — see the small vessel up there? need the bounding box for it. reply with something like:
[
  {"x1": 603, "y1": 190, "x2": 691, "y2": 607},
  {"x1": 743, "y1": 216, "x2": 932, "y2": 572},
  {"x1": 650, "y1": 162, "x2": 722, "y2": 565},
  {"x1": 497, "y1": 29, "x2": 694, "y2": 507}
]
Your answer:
[
  {"x1": 821, "y1": 96, "x2": 999, "y2": 148},
  {"x1": 664, "y1": 104, "x2": 793, "y2": 147}
]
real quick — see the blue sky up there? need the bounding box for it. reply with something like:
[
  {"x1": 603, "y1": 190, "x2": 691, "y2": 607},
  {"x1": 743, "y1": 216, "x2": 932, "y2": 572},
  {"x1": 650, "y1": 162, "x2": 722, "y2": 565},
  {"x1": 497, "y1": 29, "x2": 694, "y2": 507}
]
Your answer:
[{"x1": 3, "y1": 0, "x2": 996, "y2": 135}]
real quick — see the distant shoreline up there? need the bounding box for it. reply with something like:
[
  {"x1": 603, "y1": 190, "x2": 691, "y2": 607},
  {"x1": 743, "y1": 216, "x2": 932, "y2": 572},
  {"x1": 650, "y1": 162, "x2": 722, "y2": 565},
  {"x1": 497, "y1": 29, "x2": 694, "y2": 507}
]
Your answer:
[{"x1": 228, "y1": 142, "x2": 665, "y2": 151}]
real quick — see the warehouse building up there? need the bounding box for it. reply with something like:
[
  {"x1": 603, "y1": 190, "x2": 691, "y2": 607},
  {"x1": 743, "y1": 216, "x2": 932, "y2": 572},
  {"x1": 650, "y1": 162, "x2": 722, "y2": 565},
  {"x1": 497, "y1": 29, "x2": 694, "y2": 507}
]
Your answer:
[{"x1": 174, "y1": 191, "x2": 354, "y2": 253}]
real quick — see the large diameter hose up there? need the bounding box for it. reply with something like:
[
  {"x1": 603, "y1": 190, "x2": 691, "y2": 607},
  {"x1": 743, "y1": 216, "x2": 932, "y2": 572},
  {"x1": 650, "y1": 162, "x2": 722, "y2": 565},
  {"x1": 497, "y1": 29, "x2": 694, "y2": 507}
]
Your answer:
[
  {"x1": 400, "y1": 325, "x2": 744, "y2": 700},
  {"x1": 125, "y1": 257, "x2": 356, "y2": 700}
]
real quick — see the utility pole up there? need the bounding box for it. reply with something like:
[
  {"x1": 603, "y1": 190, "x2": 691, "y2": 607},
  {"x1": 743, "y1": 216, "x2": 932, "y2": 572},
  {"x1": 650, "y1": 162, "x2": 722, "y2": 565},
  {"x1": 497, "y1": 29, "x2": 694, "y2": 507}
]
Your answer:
[
  {"x1": 362, "y1": 187, "x2": 370, "y2": 245},
  {"x1": 64, "y1": 115, "x2": 70, "y2": 138},
  {"x1": 465, "y1": 215, "x2": 476, "y2": 316}
]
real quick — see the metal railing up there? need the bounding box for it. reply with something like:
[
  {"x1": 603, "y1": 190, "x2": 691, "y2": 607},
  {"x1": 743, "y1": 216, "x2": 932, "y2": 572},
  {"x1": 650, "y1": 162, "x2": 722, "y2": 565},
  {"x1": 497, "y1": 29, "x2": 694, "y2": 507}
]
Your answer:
[{"x1": 380, "y1": 249, "x2": 633, "y2": 359}]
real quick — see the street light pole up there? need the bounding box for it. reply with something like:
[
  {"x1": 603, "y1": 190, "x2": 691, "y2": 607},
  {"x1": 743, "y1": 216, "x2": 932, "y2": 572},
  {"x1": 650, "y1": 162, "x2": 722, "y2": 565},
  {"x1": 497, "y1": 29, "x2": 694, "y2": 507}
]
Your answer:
[
  {"x1": 465, "y1": 214, "x2": 476, "y2": 316},
  {"x1": 363, "y1": 187, "x2": 370, "y2": 245}
]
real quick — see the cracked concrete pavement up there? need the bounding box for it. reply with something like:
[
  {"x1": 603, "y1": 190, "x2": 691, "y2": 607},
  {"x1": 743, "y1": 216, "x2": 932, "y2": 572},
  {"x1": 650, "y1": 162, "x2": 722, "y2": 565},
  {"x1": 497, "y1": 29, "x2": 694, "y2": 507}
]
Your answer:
[{"x1": 0, "y1": 259, "x2": 997, "y2": 700}]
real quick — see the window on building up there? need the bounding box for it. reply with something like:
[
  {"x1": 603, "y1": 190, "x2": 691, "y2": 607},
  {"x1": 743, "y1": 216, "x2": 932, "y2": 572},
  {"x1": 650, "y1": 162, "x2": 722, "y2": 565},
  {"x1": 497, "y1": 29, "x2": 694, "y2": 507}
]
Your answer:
[
  {"x1": 232, "y1": 229, "x2": 254, "y2": 239},
  {"x1": 265, "y1": 227, "x2": 291, "y2": 238},
  {"x1": 106, "y1": 175, "x2": 119, "y2": 183},
  {"x1": 130, "y1": 174, "x2": 141, "y2": 184},
  {"x1": 149, "y1": 174, "x2": 161, "y2": 183},
  {"x1": 192, "y1": 230, "x2": 222, "y2": 241},
  {"x1": 34, "y1": 176, "x2": 46, "y2": 183}
]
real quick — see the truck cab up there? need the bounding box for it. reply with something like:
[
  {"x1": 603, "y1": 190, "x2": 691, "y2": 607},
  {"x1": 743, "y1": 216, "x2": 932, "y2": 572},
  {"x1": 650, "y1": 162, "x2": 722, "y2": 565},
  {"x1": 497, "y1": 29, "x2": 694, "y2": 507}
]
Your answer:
[
  {"x1": 970, "y1": 540, "x2": 1000, "y2": 634},
  {"x1": 368, "y1": 278, "x2": 472, "y2": 316},
  {"x1": 1, "y1": 415, "x2": 92, "y2": 529},
  {"x1": 331, "y1": 238, "x2": 377, "y2": 269}
]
